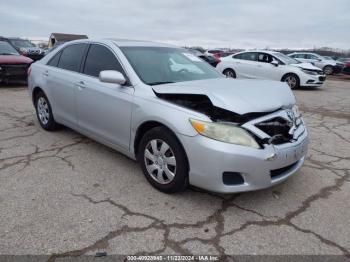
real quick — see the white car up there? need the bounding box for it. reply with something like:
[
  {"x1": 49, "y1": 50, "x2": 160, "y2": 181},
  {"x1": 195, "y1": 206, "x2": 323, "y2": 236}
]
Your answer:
[
  {"x1": 287, "y1": 52, "x2": 343, "y2": 75},
  {"x1": 216, "y1": 50, "x2": 326, "y2": 89}
]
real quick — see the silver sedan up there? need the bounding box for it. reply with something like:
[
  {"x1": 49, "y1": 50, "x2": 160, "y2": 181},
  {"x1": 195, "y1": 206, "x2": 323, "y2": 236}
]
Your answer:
[{"x1": 28, "y1": 39, "x2": 308, "y2": 193}]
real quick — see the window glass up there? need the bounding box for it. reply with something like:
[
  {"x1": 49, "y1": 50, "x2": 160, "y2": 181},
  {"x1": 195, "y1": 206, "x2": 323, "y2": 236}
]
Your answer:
[
  {"x1": 308, "y1": 54, "x2": 318, "y2": 59},
  {"x1": 0, "y1": 41, "x2": 19, "y2": 55},
  {"x1": 9, "y1": 39, "x2": 35, "y2": 48},
  {"x1": 235, "y1": 52, "x2": 257, "y2": 61},
  {"x1": 47, "y1": 52, "x2": 61, "y2": 67},
  {"x1": 83, "y1": 44, "x2": 124, "y2": 77},
  {"x1": 258, "y1": 53, "x2": 273, "y2": 63},
  {"x1": 57, "y1": 44, "x2": 86, "y2": 72}
]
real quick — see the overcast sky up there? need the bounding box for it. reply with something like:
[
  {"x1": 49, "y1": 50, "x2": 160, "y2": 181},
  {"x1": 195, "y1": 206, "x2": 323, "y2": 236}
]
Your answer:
[{"x1": 1, "y1": 0, "x2": 349, "y2": 49}]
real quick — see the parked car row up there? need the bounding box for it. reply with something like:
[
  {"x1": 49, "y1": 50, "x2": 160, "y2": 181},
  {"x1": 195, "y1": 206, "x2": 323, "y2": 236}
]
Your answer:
[
  {"x1": 287, "y1": 52, "x2": 344, "y2": 75},
  {"x1": 0, "y1": 37, "x2": 46, "y2": 61},
  {"x1": 216, "y1": 50, "x2": 326, "y2": 89}
]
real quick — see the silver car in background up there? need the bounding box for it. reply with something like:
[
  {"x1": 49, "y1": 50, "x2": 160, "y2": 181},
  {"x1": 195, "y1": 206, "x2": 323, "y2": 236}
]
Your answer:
[{"x1": 28, "y1": 39, "x2": 308, "y2": 194}]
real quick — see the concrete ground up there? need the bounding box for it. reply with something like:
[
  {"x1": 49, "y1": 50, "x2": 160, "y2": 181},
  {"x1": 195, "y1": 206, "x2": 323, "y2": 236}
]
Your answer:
[{"x1": 0, "y1": 79, "x2": 349, "y2": 259}]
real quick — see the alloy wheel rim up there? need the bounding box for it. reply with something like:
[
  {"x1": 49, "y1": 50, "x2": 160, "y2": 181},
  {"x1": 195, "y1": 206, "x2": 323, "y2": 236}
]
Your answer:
[
  {"x1": 285, "y1": 76, "x2": 297, "y2": 88},
  {"x1": 37, "y1": 97, "x2": 50, "y2": 125},
  {"x1": 144, "y1": 139, "x2": 177, "y2": 184},
  {"x1": 324, "y1": 67, "x2": 333, "y2": 75},
  {"x1": 225, "y1": 70, "x2": 235, "y2": 78}
]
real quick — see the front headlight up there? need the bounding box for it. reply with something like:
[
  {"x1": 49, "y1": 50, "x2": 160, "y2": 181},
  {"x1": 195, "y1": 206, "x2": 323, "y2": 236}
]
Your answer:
[
  {"x1": 189, "y1": 119, "x2": 260, "y2": 149},
  {"x1": 301, "y1": 69, "x2": 318, "y2": 75}
]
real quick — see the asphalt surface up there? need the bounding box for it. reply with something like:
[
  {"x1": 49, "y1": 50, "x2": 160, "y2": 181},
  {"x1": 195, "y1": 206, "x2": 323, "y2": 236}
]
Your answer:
[{"x1": 0, "y1": 80, "x2": 349, "y2": 259}]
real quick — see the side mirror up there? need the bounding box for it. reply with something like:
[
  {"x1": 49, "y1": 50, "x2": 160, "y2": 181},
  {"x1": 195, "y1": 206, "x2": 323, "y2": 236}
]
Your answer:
[
  {"x1": 99, "y1": 70, "x2": 126, "y2": 85},
  {"x1": 271, "y1": 60, "x2": 279, "y2": 67}
]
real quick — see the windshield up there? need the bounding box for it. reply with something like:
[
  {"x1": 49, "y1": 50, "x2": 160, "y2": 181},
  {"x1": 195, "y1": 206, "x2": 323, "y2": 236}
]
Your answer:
[
  {"x1": 323, "y1": 56, "x2": 334, "y2": 61},
  {"x1": 273, "y1": 52, "x2": 300, "y2": 64},
  {"x1": 120, "y1": 46, "x2": 223, "y2": 85},
  {"x1": 0, "y1": 41, "x2": 20, "y2": 55},
  {"x1": 9, "y1": 39, "x2": 35, "y2": 48}
]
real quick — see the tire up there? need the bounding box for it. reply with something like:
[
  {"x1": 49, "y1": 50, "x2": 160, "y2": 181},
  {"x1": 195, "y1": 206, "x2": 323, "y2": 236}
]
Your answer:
[
  {"x1": 282, "y1": 73, "x2": 300, "y2": 89},
  {"x1": 34, "y1": 91, "x2": 59, "y2": 131},
  {"x1": 223, "y1": 68, "x2": 236, "y2": 78},
  {"x1": 323, "y1": 65, "x2": 333, "y2": 75},
  {"x1": 138, "y1": 126, "x2": 189, "y2": 193}
]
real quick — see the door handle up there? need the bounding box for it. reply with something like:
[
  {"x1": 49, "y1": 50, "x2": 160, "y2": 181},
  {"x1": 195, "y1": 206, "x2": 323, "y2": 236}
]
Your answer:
[
  {"x1": 75, "y1": 80, "x2": 86, "y2": 89},
  {"x1": 43, "y1": 71, "x2": 49, "y2": 77}
]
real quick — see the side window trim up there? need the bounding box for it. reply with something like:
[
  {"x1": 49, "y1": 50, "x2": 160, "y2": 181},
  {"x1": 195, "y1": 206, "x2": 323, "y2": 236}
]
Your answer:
[
  {"x1": 47, "y1": 51, "x2": 62, "y2": 68},
  {"x1": 55, "y1": 43, "x2": 88, "y2": 73},
  {"x1": 81, "y1": 42, "x2": 131, "y2": 85}
]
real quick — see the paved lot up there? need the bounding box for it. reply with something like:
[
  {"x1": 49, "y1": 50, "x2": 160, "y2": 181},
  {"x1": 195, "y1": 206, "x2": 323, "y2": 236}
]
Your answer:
[{"x1": 0, "y1": 80, "x2": 349, "y2": 259}]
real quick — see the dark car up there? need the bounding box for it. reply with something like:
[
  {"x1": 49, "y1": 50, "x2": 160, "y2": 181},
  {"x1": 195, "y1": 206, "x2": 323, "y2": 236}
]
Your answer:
[
  {"x1": 0, "y1": 40, "x2": 33, "y2": 84},
  {"x1": 187, "y1": 49, "x2": 221, "y2": 67},
  {"x1": 6, "y1": 37, "x2": 45, "y2": 61},
  {"x1": 343, "y1": 60, "x2": 350, "y2": 75},
  {"x1": 335, "y1": 58, "x2": 350, "y2": 75}
]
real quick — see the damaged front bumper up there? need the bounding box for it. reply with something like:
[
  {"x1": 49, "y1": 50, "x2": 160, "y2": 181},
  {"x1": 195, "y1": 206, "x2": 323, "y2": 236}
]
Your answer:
[{"x1": 179, "y1": 109, "x2": 309, "y2": 193}]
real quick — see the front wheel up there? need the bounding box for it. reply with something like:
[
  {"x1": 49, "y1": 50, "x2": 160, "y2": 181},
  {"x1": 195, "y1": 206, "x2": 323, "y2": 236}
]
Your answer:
[
  {"x1": 323, "y1": 65, "x2": 333, "y2": 75},
  {"x1": 282, "y1": 74, "x2": 300, "y2": 89},
  {"x1": 223, "y1": 69, "x2": 236, "y2": 78},
  {"x1": 138, "y1": 126, "x2": 189, "y2": 193}
]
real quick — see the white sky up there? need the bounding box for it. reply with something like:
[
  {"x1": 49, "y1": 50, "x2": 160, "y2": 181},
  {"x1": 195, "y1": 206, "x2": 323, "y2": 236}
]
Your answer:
[{"x1": 1, "y1": 0, "x2": 349, "y2": 49}]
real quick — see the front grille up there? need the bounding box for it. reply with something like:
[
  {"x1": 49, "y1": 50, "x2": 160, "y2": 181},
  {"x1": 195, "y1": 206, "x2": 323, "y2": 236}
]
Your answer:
[
  {"x1": 255, "y1": 117, "x2": 293, "y2": 144},
  {"x1": 319, "y1": 76, "x2": 326, "y2": 81},
  {"x1": 1, "y1": 64, "x2": 28, "y2": 75},
  {"x1": 270, "y1": 161, "x2": 299, "y2": 179}
]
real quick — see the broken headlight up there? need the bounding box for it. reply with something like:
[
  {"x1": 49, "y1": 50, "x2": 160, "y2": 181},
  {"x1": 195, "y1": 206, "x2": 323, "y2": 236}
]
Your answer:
[
  {"x1": 301, "y1": 69, "x2": 319, "y2": 75},
  {"x1": 189, "y1": 119, "x2": 260, "y2": 149}
]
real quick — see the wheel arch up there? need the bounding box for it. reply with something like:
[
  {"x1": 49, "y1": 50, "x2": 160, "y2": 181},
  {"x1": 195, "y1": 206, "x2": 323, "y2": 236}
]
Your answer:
[
  {"x1": 223, "y1": 67, "x2": 236, "y2": 73},
  {"x1": 323, "y1": 64, "x2": 334, "y2": 70},
  {"x1": 32, "y1": 86, "x2": 44, "y2": 105},
  {"x1": 281, "y1": 72, "x2": 300, "y2": 82},
  {"x1": 133, "y1": 120, "x2": 190, "y2": 170}
]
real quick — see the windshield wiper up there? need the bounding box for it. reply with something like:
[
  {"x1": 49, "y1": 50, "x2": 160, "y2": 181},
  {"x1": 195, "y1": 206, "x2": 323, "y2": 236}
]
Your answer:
[
  {"x1": 148, "y1": 81, "x2": 175, "y2": 86},
  {"x1": 0, "y1": 53, "x2": 17, "y2": 55}
]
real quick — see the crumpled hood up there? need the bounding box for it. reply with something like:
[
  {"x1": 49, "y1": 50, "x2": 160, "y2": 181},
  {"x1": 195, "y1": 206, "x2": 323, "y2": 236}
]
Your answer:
[
  {"x1": 153, "y1": 78, "x2": 295, "y2": 115},
  {"x1": 291, "y1": 62, "x2": 321, "y2": 71}
]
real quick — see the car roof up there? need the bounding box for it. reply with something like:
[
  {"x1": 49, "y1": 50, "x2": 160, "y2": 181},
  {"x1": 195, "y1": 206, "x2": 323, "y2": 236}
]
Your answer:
[
  {"x1": 236, "y1": 50, "x2": 280, "y2": 55},
  {"x1": 62, "y1": 38, "x2": 178, "y2": 48},
  {"x1": 107, "y1": 38, "x2": 177, "y2": 48}
]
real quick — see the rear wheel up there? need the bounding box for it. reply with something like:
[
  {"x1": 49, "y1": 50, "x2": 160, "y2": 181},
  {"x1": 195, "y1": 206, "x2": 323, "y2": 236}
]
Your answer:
[
  {"x1": 223, "y1": 68, "x2": 236, "y2": 78},
  {"x1": 282, "y1": 73, "x2": 300, "y2": 89},
  {"x1": 35, "y1": 91, "x2": 59, "y2": 131},
  {"x1": 323, "y1": 65, "x2": 333, "y2": 75},
  {"x1": 138, "y1": 126, "x2": 189, "y2": 193}
]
